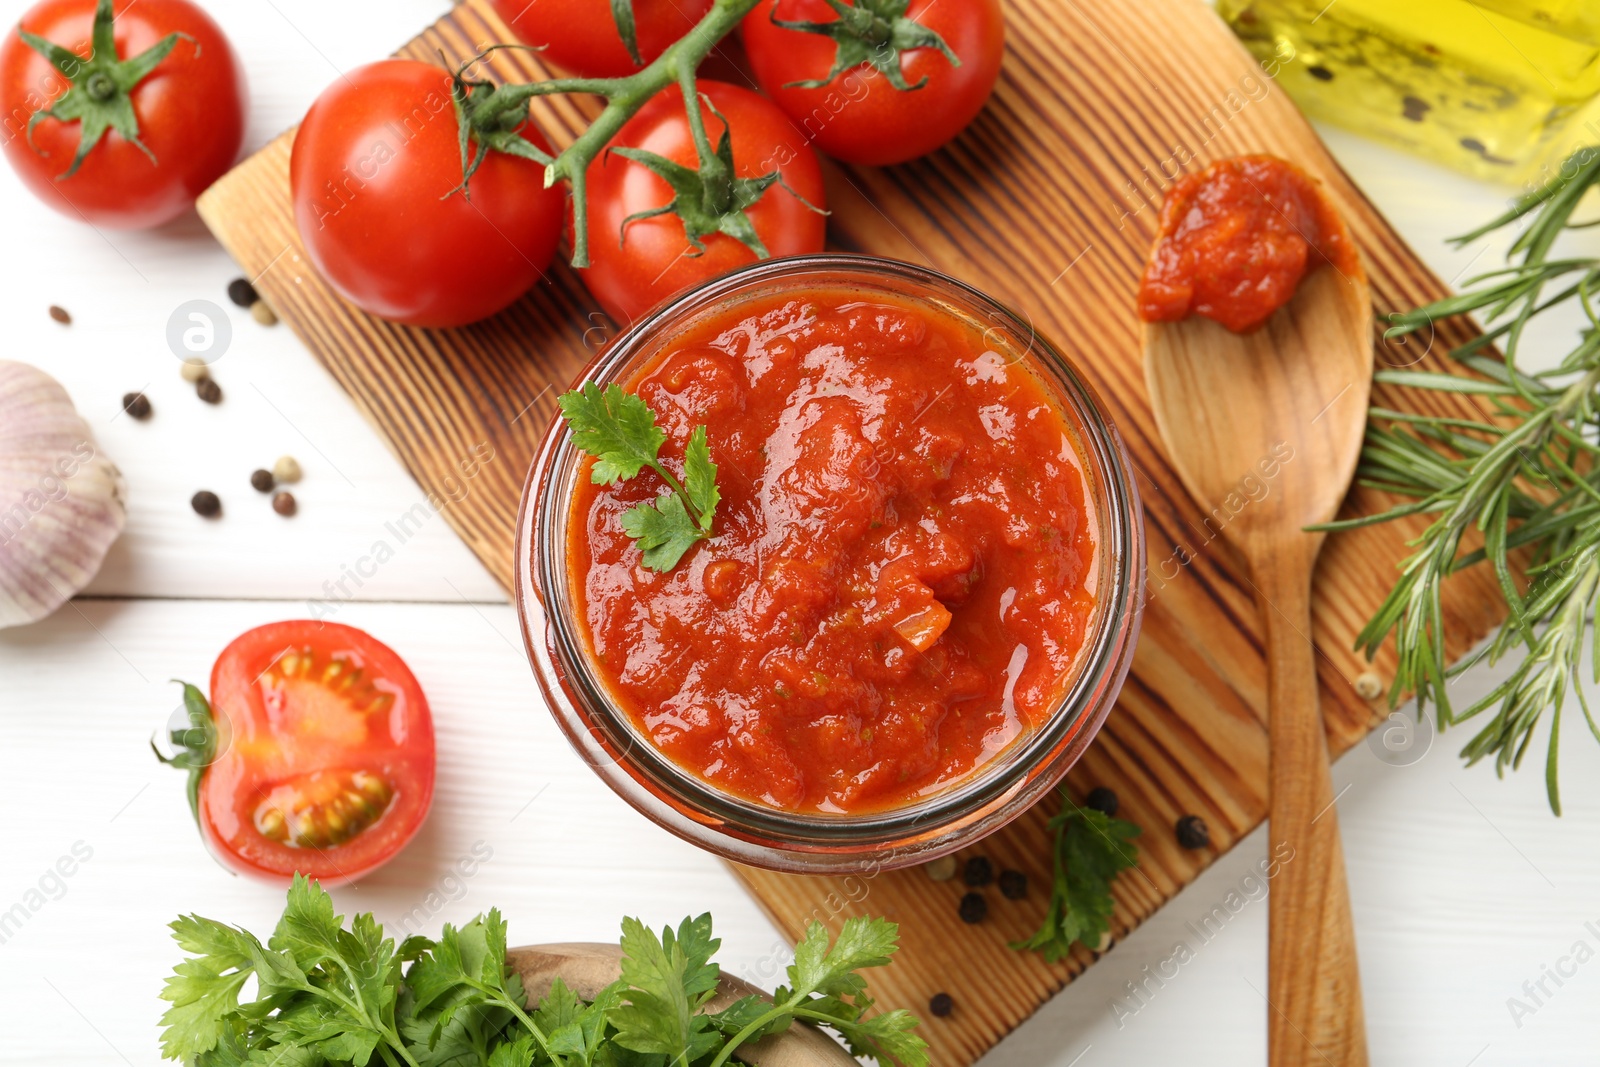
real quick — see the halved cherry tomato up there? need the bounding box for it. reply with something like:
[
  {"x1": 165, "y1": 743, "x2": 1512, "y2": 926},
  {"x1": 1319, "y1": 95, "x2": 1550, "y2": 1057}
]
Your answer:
[
  {"x1": 741, "y1": 0, "x2": 1004, "y2": 166},
  {"x1": 581, "y1": 80, "x2": 826, "y2": 325},
  {"x1": 290, "y1": 59, "x2": 564, "y2": 328},
  {"x1": 487, "y1": 0, "x2": 712, "y2": 79},
  {"x1": 0, "y1": 0, "x2": 246, "y2": 229},
  {"x1": 167, "y1": 621, "x2": 435, "y2": 886}
]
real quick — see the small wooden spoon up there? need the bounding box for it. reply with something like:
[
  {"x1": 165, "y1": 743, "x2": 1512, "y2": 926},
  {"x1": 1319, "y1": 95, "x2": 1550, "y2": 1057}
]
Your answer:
[{"x1": 1144, "y1": 261, "x2": 1373, "y2": 1065}]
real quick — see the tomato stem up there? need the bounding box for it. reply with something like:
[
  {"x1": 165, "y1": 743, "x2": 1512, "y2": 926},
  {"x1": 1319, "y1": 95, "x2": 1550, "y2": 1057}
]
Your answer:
[
  {"x1": 16, "y1": 0, "x2": 190, "y2": 178},
  {"x1": 771, "y1": 0, "x2": 960, "y2": 92},
  {"x1": 452, "y1": 0, "x2": 766, "y2": 269}
]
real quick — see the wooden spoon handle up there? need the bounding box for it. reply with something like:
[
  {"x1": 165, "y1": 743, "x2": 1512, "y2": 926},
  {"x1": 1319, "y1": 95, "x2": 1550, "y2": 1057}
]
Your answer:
[{"x1": 1260, "y1": 566, "x2": 1368, "y2": 1067}]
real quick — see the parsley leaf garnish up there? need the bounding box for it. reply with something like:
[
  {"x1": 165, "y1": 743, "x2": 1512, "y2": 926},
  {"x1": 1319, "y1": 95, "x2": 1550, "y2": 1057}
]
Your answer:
[
  {"x1": 1012, "y1": 789, "x2": 1142, "y2": 963},
  {"x1": 160, "y1": 877, "x2": 926, "y2": 1067},
  {"x1": 558, "y1": 383, "x2": 719, "y2": 573},
  {"x1": 705, "y1": 917, "x2": 927, "y2": 1067}
]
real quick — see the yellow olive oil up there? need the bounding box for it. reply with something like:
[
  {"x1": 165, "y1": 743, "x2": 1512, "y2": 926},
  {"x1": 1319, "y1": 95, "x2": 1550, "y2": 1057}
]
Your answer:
[{"x1": 1219, "y1": 0, "x2": 1600, "y2": 184}]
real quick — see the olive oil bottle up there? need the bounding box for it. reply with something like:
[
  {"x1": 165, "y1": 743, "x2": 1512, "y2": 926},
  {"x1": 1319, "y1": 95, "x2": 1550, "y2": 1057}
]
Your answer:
[{"x1": 1219, "y1": 0, "x2": 1600, "y2": 185}]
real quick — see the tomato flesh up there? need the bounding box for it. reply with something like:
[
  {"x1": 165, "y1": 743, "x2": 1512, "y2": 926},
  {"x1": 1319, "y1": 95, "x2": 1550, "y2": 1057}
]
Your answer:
[
  {"x1": 570, "y1": 290, "x2": 1101, "y2": 813},
  {"x1": 199, "y1": 622, "x2": 434, "y2": 885},
  {"x1": 0, "y1": 0, "x2": 245, "y2": 229}
]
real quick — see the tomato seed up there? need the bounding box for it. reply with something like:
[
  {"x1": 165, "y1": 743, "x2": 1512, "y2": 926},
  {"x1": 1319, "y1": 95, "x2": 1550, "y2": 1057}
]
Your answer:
[{"x1": 255, "y1": 769, "x2": 394, "y2": 848}]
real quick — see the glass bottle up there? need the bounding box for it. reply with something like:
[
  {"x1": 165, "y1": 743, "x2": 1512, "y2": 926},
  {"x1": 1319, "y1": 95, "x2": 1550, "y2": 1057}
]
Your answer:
[{"x1": 1220, "y1": 0, "x2": 1600, "y2": 186}]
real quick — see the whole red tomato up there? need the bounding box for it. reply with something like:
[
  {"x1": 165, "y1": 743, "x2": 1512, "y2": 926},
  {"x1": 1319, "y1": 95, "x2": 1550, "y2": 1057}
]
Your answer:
[
  {"x1": 582, "y1": 80, "x2": 826, "y2": 325},
  {"x1": 742, "y1": 0, "x2": 1004, "y2": 166},
  {"x1": 290, "y1": 59, "x2": 565, "y2": 328},
  {"x1": 488, "y1": 0, "x2": 712, "y2": 79},
  {"x1": 159, "y1": 622, "x2": 436, "y2": 886},
  {"x1": 0, "y1": 0, "x2": 245, "y2": 229}
]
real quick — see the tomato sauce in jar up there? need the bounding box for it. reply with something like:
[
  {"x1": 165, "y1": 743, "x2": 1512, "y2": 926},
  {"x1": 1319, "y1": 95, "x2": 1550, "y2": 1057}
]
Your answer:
[
  {"x1": 568, "y1": 289, "x2": 1102, "y2": 814},
  {"x1": 1137, "y1": 155, "x2": 1358, "y2": 333}
]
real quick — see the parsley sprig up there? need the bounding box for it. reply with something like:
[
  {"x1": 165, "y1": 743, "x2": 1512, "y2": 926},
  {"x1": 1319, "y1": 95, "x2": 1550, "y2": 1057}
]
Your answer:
[
  {"x1": 559, "y1": 383, "x2": 720, "y2": 573},
  {"x1": 1012, "y1": 790, "x2": 1142, "y2": 963},
  {"x1": 159, "y1": 875, "x2": 928, "y2": 1067}
]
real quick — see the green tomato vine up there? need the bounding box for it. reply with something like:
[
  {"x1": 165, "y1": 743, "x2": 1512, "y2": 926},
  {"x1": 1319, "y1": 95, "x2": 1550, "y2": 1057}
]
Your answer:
[{"x1": 447, "y1": 0, "x2": 956, "y2": 267}]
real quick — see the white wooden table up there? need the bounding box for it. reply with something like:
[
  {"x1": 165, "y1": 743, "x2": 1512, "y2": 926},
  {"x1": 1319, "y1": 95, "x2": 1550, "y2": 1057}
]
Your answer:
[{"x1": 2, "y1": 1, "x2": 1598, "y2": 1063}]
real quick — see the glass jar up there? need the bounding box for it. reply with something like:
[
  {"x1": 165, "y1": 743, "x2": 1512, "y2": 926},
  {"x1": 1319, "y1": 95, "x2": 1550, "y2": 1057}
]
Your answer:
[
  {"x1": 513, "y1": 255, "x2": 1145, "y2": 874},
  {"x1": 1221, "y1": 0, "x2": 1600, "y2": 185}
]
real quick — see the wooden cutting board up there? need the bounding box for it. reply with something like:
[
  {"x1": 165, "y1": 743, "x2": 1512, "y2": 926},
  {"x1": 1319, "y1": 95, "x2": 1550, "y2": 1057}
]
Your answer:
[{"x1": 196, "y1": 0, "x2": 1504, "y2": 1061}]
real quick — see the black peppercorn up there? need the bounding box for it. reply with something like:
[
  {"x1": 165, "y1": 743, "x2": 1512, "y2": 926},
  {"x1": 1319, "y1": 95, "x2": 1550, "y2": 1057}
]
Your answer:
[
  {"x1": 250, "y1": 469, "x2": 275, "y2": 493},
  {"x1": 963, "y1": 856, "x2": 993, "y2": 887},
  {"x1": 1307, "y1": 64, "x2": 1334, "y2": 81},
  {"x1": 272, "y1": 491, "x2": 297, "y2": 517},
  {"x1": 196, "y1": 377, "x2": 223, "y2": 404},
  {"x1": 191, "y1": 491, "x2": 221, "y2": 518},
  {"x1": 957, "y1": 892, "x2": 987, "y2": 924},
  {"x1": 1085, "y1": 786, "x2": 1119, "y2": 817},
  {"x1": 1176, "y1": 814, "x2": 1210, "y2": 850},
  {"x1": 121, "y1": 392, "x2": 151, "y2": 420},
  {"x1": 227, "y1": 277, "x2": 259, "y2": 308},
  {"x1": 928, "y1": 992, "x2": 954, "y2": 1018},
  {"x1": 998, "y1": 869, "x2": 1028, "y2": 900}
]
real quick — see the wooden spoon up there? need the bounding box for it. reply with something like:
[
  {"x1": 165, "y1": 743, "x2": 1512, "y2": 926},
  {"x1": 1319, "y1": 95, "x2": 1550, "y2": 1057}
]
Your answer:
[{"x1": 1143, "y1": 261, "x2": 1373, "y2": 1065}]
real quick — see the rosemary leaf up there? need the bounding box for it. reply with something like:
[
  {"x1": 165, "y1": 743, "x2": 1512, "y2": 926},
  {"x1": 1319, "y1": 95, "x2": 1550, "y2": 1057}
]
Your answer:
[{"x1": 1344, "y1": 146, "x2": 1600, "y2": 813}]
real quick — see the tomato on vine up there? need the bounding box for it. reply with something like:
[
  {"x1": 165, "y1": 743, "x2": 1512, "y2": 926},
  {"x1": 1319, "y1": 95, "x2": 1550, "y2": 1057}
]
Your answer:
[
  {"x1": 579, "y1": 80, "x2": 827, "y2": 325},
  {"x1": 289, "y1": 59, "x2": 565, "y2": 328},
  {"x1": 488, "y1": 0, "x2": 713, "y2": 79},
  {"x1": 155, "y1": 621, "x2": 436, "y2": 886},
  {"x1": 741, "y1": 0, "x2": 1004, "y2": 166},
  {"x1": 0, "y1": 0, "x2": 246, "y2": 229}
]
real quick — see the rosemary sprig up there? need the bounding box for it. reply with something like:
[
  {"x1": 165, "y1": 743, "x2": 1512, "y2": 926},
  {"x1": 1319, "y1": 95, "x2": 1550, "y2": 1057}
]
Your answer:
[{"x1": 1318, "y1": 147, "x2": 1600, "y2": 814}]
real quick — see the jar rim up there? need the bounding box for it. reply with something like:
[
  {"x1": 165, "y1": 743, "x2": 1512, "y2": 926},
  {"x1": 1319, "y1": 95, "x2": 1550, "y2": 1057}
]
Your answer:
[{"x1": 513, "y1": 254, "x2": 1145, "y2": 869}]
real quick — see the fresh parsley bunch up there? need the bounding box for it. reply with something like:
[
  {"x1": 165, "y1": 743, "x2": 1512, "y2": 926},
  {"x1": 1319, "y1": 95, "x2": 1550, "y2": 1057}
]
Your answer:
[
  {"x1": 159, "y1": 875, "x2": 928, "y2": 1067},
  {"x1": 1011, "y1": 790, "x2": 1141, "y2": 963}
]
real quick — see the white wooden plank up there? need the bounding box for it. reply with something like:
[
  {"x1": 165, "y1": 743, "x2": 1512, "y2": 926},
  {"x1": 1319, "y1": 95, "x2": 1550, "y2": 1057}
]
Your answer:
[
  {"x1": 3, "y1": 600, "x2": 1600, "y2": 1065},
  {"x1": 0, "y1": 0, "x2": 504, "y2": 606},
  {"x1": 0, "y1": 599, "x2": 784, "y2": 1066},
  {"x1": 0, "y1": 0, "x2": 1599, "y2": 1064}
]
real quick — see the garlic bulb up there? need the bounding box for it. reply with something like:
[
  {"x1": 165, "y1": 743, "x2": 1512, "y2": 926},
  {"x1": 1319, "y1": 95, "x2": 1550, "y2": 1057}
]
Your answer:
[{"x1": 0, "y1": 361, "x2": 126, "y2": 628}]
